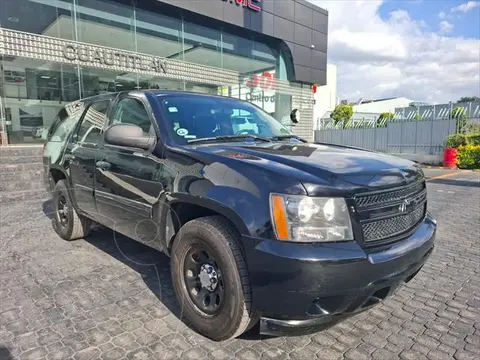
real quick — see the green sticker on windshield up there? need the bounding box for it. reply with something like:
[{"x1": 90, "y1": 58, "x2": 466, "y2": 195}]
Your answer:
[{"x1": 177, "y1": 128, "x2": 189, "y2": 136}]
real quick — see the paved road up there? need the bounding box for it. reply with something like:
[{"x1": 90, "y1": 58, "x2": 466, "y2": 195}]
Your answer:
[{"x1": 0, "y1": 170, "x2": 479, "y2": 360}]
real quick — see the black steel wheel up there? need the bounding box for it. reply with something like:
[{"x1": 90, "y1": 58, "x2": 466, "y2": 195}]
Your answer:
[
  {"x1": 52, "y1": 180, "x2": 91, "y2": 241},
  {"x1": 56, "y1": 193, "x2": 69, "y2": 229},
  {"x1": 171, "y1": 216, "x2": 257, "y2": 341},
  {"x1": 183, "y1": 245, "x2": 225, "y2": 316}
]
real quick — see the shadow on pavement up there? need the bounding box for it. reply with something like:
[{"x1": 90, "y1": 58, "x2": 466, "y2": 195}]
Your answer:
[
  {"x1": 428, "y1": 178, "x2": 480, "y2": 188},
  {"x1": 0, "y1": 346, "x2": 13, "y2": 360},
  {"x1": 42, "y1": 199, "x2": 54, "y2": 219},
  {"x1": 84, "y1": 227, "x2": 182, "y2": 317}
]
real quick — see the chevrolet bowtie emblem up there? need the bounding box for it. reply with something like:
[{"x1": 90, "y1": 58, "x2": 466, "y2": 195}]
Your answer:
[{"x1": 399, "y1": 199, "x2": 411, "y2": 213}]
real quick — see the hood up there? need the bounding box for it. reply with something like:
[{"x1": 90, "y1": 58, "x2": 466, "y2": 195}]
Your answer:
[{"x1": 187, "y1": 142, "x2": 424, "y2": 195}]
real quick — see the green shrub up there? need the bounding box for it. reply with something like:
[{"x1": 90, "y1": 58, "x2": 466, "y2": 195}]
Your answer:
[
  {"x1": 330, "y1": 103, "x2": 353, "y2": 128},
  {"x1": 466, "y1": 133, "x2": 480, "y2": 145},
  {"x1": 457, "y1": 145, "x2": 480, "y2": 169},
  {"x1": 446, "y1": 134, "x2": 467, "y2": 148},
  {"x1": 452, "y1": 107, "x2": 468, "y2": 133},
  {"x1": 466, "y1": 123, "x2": 480, "y2": 133},
  {"x1": 377, "y1": 112, "x2": 393, "y2": 127}
]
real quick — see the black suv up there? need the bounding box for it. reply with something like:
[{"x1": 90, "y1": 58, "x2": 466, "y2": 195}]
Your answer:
[{"x1": 43, "y1": 91, "x2": 436, "y2": 341}]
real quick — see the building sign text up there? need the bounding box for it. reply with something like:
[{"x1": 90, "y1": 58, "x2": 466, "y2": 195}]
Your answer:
[
  {"x1": 246, "y1": 93, "x2": 275, "y2": 103},
  {"x1": 62, "y1": 44, "x2": 167, "y2": 74},
  {"x1": 222, "y1": 0, "x2": 261, "y2": 12},
  {"x1": 246, "y1": 72, "x2": 276, "y2": 90}
]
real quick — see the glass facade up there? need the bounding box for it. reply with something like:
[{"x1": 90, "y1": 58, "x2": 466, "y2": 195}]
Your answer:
[{"x1": 0, "y1": 0, "x2": 313, "y2": 145}]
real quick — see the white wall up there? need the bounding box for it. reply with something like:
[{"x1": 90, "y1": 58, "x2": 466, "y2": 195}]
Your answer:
[
  {"x1": 353, "y1": 97, "x2": 413, "y2": 114},
  {"x1": 313, "y1": 63, "x2": 337, "y2": 122}
]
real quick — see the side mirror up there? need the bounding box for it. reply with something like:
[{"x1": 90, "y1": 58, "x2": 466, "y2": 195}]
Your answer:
[
  {"x1": 290, "y1": 109, "x2": 300, "y2": 124},
  {"x1": 104, "y1": 123, "x2": 155, "y2": 150}
]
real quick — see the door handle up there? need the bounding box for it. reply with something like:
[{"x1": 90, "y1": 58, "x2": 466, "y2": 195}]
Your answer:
[
  {"x1": 96, "y1": 161, "x2": 111, "y2": 170},
  {"x1": 64, "y1": 154, "x2": 75, "y2": 161}
]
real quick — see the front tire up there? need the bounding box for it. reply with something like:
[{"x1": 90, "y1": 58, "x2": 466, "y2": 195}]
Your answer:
[
  {"x1": 52, "y1": 180, "x2": 91, "y2": 240},
  {"x1": 171, "y1": 216, "x2": 256, "y2": 341}
]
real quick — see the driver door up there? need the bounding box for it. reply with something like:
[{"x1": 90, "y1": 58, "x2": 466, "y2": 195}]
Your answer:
[{"x1": 94, "y1": 95, "x2": 165, "y2": 247}]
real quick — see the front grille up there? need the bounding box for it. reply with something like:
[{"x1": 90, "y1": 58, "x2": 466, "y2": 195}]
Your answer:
[
  {"x1": 356, "y1": 181, "x2": 424, "y2": 208},
  {"x1": 355, "y1": 181, "x2": 427, "y2": 243},
  {"x1": 362, "y1": 204, "x2": 426, "y2": 242}
]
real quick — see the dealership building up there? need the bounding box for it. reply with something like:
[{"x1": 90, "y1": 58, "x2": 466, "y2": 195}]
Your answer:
[{"x1": 0, "y1": 0, "x2": 328, "y2": 145}]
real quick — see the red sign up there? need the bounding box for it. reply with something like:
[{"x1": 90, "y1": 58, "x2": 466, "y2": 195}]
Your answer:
[
  {"x1": 246, "y1": 72, "x2": 276, "y2": 90},
  {"x1": 222, "y1": 0, "x2": 261, "y2": 12}
]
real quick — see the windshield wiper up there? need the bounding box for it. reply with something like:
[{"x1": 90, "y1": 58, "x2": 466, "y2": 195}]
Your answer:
[
  {"x1": 187, "y1": 134, "x2": 272, "y2": 144},
  {"x1": 270, "y1": 135, "x2": 307, "y2": 142}
]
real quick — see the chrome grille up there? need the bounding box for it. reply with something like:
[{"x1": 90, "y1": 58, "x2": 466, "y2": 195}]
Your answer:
[
  {"x1": 362, "y1": 204, "x2": 426, "y2": 242},
  {"x1": 356, "y1": 181, "x2": 425, "y2": 208}
]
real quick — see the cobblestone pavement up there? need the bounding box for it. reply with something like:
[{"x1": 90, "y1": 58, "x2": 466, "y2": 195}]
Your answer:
[{"x1": 1, "y1": 170, "x2": 479, "y2": 360}]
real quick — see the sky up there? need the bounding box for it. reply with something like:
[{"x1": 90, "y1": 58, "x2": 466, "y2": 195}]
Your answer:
[{"x1": 308, "y1": 0, "x2": 480, "y2": 104}]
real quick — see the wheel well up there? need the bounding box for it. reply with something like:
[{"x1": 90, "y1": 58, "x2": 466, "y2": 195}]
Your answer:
[
  {"x1": 50, "y1": 169, "x2": 66, "y2": 184},
  {"x1": 167, "y1": 202, "x2": 240, "y2": 250},
  {"x1": 170, "y1": 202, "x2": 219, "y2": 233}
]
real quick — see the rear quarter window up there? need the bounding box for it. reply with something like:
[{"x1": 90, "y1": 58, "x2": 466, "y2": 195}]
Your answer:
[
  {"x1": 47, "y1": 110, "x2": 80, "y2": 143},
  {"x1": 44, "y1": 103, "x2": 84, "y2": 163}
]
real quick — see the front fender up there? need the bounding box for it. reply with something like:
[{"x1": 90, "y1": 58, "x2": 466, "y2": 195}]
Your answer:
[
  {"x1": 160, "y1": 188, "x2": 273, "y2": 253},
  {"x1": 157, "y1": 150, "x2": 305, "y2": 245}
]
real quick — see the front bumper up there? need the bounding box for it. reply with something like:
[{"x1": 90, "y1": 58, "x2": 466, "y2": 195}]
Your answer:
[{"x1": 242, "y1": 213, "x2": 436, "y2": 336}]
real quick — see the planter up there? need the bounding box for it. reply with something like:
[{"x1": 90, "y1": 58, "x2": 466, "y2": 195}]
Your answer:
[{"x1": 443, "y1": 148, "x2": 458, "y2": 169}]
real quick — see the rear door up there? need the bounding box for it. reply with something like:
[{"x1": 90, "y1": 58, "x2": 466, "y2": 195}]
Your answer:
[
  {"x1": 65, "y1": 99, "x2": 110, "y2": 217},
  {"x1": 94, "y1": 94, "x2": 165, "y2": 249}
]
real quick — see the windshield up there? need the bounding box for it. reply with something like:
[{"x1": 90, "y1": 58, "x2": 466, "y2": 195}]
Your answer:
[{"x1": 158, "y1": 95, "x2": 291, "y2": 144}]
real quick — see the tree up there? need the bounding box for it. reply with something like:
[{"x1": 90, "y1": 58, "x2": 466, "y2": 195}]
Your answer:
[
  {"x1": 377, "y1": 112, "x2": 394, "y2": 127},
  {"x1": 452, "y1": 106, "x2": 466, "y2": 119},
  {"x1": 452, "y1": 106, "x2": 468, "y2": 133},
  {"x1": 330, "y1": 103, "x2": 353, "y2": 128},
  {"x1": 457, "y1": 96, "x2": 480, "y2": 103}
]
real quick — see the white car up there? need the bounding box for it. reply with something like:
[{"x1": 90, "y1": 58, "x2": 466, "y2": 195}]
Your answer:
[
  {"x1": 231, "y1": 116, "x2": 258, "y2": 134},
  {"x1": 32, "y1": 126, "x2": 48, "y2": 139}
]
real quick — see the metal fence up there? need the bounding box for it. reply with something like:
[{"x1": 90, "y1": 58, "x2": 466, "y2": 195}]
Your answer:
[
  {"x1": 316, "y1": 112, "x2": 381, "y2": 130},
  {"x1": 316, "y1": 101, "x2": 480, "y2": 131},
  {"x1": 315, "y1": 118, "x2": 471, "y2": 155},
  {"x1": 314, "y1": 102, "x2": 480, "y2": 155},
  {"x1": 394, "y1": 102, "x2": 480, "y2": 121}
]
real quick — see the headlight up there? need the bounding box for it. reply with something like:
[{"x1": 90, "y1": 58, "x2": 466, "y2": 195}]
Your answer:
[{"x1": 270, "y1": 194, "x2": 354, "y2": 242}]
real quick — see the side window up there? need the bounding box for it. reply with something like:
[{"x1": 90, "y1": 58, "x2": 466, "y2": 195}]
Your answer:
[
  {"x1": 76, "y1": 100, "x2": 110, "y2": 144},
  {"x1": 112, "y1": 98, "x2": 152, "y2": 134},
  {"x1": 44, "y1": 107, "x2": 83, "y2": 163},
  {"x1": 45, "y1": 115, "x2": 61, "y2": 141},
  {"x1": 47, "y1": 108, "x2": 79, "y2": 142}
]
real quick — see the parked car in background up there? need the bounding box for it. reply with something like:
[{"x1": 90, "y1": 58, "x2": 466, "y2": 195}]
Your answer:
[
  {"x1": 32, "y1": 126, "x2": 49, "y2": 139},
  {"x1": 231, "y1": 116, "x2": 259, "y2": 134},
  {"x1": 43, "y1": 91, "x2": 436, "y2": 341}
]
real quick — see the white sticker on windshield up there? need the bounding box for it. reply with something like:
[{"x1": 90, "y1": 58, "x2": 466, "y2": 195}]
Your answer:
[
  {"x1": 168, "y1": 107, "x2": 178, "y2": 113},
  {"x1": 177, "y1": 128, "x2": 189, "y2": 136},
  {"x1": 184, "y1": 135, "x2": 197, "y2": 139}
]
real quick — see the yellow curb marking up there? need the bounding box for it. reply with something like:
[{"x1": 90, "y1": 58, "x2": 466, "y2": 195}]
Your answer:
[
  {"x1": 425, "y1": 166, "x2": 480, "y2": 172},
  {"x1": 426, "y1": 172, "x2": 463, "y2": 181}
]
